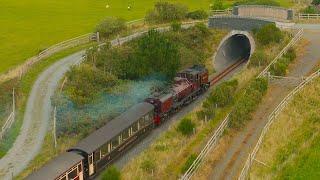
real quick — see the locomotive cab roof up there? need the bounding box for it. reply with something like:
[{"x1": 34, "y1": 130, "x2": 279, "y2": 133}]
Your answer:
[{"x1": 68, "y1": 102, "x2": 154, "y2": 155}]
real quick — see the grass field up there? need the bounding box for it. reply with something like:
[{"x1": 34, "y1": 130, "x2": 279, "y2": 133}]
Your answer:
[
  {"x1": 250, "y1": 78, "x2": 320, "y2": 179},
  {"x1": 0, "y1": 0, "x2": 295, "y2": 75}
]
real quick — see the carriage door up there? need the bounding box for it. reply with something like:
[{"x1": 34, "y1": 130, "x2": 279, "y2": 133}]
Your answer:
[{"x1": 88, "y1": 153, "x2": 95, "y2": 176}]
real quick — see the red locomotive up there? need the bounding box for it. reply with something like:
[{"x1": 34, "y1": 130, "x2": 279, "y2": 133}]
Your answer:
[{"x1": 146, "y1": 65, "x2": 210, "y2": 125}]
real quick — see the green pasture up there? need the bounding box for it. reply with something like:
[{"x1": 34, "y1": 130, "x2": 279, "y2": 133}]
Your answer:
[{"x1": 0, "y1": 0, "x2": 294, "y2": 75}]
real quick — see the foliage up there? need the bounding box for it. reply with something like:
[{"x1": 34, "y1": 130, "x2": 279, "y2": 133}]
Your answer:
[
  {"x1": 197, "y1": 80, "x2": 238, "y2": 121},
  {"x1": 95, "y1": 17, "x2": 127, "y2": 39},
  {"x1": 255, "y1": 24, "x2": 283, "y2": 46},
  {"x1": 248, "y1": 50, "x2": 269, "y2": 67},
  {"x1": 186, "y1": 10, "x2": 208, "y2": 20},
  {"x1": 65, "y1": 64, "x2": 118, "y2": 106},
  {"x1": 233, "y1": 0, "x2": 280, "y2": 6},
  {"x1": 301, "y1": 5, "x2": 319, "y2": 14},
  {"x1": 181, "y1": 154, "x2": 197, "y2": 173},
  {"x1": 141, "y1": 159, "x2": 156, "y2": 173},
  {"x1": 312, "y1": 0, "x2": 320, "y2": 6},
  {"x1": 146, "y1": 1, "x2": 188, "y2": 23},
  {"x1": 269, "y1": 48, "x2": 296, "y2": 76},
  {"x1": 210, "y1": 0, "x2": 224, "y2": 10},
  {"x1": 177, "y1": 118, "x2": 195, "y2": 136},
  {"x1": 171, "y1": 21, "x2": 182, "y2": 32},
  {"x1": 229, "y1": 78, "x2": 268, "y2": 129},
  {"x1": 101, "y1": 166, "x2": 121, "y2": 180}
]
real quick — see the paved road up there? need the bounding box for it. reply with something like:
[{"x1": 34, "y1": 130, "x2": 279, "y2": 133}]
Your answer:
[{"x1": 207, "y1": 29, "x2": 320, "y2": 180}]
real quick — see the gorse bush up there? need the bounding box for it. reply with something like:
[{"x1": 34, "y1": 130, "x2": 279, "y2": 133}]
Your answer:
[
  {"x1": 186, "y1": 10, "x2": 208, "y2": 20},
  {"x1": 229, "y1": 77, "x2": 268, "y2": 129},
  {"x1": 146, "y1": 1, "x2": 188, "y2": 23},
  {"x1": 96, "y1": 17, "x2": 126, "y2": 39},
  {"x1": 101, "y1": 166, "x2": 121, "y2": 180},
  {"x1": 181, "y1": 154, "x2": 197, "y2": 173},
  {"x1": 270, "y1": 48, "x2": 296, "y2": 76},
  {"x1": 177, "y1": 118, "x2": 195, "y2": 136},
  {"x1": 248, "y1": 50, "x2": 269, "y2": 67},
  {"x1": 256, "y1": 24, "x2": 283, "y2": 46}
]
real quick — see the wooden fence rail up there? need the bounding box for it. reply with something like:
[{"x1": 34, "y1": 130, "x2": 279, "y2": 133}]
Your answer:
[
  {"x1": 297, "y1": 13, "x2": 320, "y2": 19},
  {"x1": 238, "y1": 68, "x2": 320, "y2": 180}
]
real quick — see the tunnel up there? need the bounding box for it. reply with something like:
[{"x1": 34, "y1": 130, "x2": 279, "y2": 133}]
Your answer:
[{"x1": 214, "y1": 31, "x2": 255, "y2": 73}]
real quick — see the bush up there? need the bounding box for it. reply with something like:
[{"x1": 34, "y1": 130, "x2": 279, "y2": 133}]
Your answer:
[
  {"x1": 141, "y1": 159, "x2": 156, "y2": 173},
  {"x1": 249, "y1": 50, "x2": 269, "y2": 67},
  {"x1": 177, "y1": 118, "x2": 195, "y2": 136},
  {"x1": 256, "y1": 24, "x2": 283, "y2": 46},
  {"x1": 301, "y1": 6, "x2": 319, "y2": 14},
  {"x1": 146, "y1": 1, "x2": 188, "y2": 23},
  {"x1": 101, "y1": 166, "x2": 121, "y2": 180},
  {"x1": 208, "y1": 79, "x2": 238, "y2": 107},
  {"x1": 181, "y1": 154, "x2": 197, "y2": 173},
  {"x1": 312, "y1": 0, "x2": 320, "y2": 5},
  {"x1": 210, "y1": 0, "x2": 224, "y2": 10},
  {"x1": 233, "y1": 0, "x2": 280, "y2": 6},
  {"x1": 283, "y1": 47, "x2": 296, "y2": 62},
  {"x1": 95, "y1": 17, "x2": 126, "y2": 39},
  {"x1": 269, "y1": 57, "x2": 290, "y2": 76},
  {"x1": 186, "y1": 10, "x2": 208, "y2": 20},
  {"x1": 171, "y1": 21, "x2": 182, "y2": 32},
  {"x1": 229, "y1": 78, "x2": 268, "y2": 128}
]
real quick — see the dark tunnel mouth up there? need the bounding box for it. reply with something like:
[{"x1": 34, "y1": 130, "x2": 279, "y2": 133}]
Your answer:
[{"x1": 214, "y1": 33, "x2": 253, "y2": 73}]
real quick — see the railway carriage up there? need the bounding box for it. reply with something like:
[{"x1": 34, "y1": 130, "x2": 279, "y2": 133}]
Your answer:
[
  {"x1": 26, "y1": 152, "x2": 84, "y2": 180},
  {"x1": 67, "y1": 103, "x2": 154, "y2": 179}
]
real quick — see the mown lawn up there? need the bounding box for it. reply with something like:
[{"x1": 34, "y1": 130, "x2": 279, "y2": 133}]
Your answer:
[{"x1": 0, "y1": 0, "x2": 294, "y2": 75}]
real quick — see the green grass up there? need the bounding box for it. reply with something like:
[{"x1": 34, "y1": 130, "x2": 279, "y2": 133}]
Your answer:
[
  {"x1": 0, "y1": 42, "x2": 95, "y2": 158},
  {"x1": 0, "y1": 0, "x2": 295, "y2": 75}
]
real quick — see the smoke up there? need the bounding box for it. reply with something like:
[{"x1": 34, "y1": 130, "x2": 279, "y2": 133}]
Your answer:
[{"x1": 54, "y1": 77, "x2": 166, "y2": 136}]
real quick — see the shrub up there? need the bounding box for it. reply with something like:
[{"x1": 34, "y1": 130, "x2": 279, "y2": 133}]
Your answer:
[
  {"x1": 301, "y1": 6, "x2": 319, "y2": 14},
  {"x1": 146, "y1": 1, "x2": 188, "y2": 23},
  {"x1": 181, "y1": 154, "x2": 197, "y2": 173},
  {"x1": 283, "y1": 47, "x2": 296, "y2": 62},
  {"x1": 210, "y1": 0, "x2": 224, "y2": 10},
  {"x1": 269, "y1": 57, "x2": 289, "y2": 76},
  {"x1": 171, "y1": 21, "x2": 182, "y2": 32},
  {"x1": 101, "y1": 166, "x2": 121, "y2": 180},
  {"x1": 177, "y1": 118, "x2": 195, "y2": 136},
  {"x1": 229, "y1": 78, "x2": 268, "y2": 128},
  {"x1": 95, "y1": 17, "x2": 126, "y2": 39},
  {"x1": 208, "y1": 79, "x2": 238, "y2": 107},
  {"x1": 141, "y1": 159, "x2": 156, "y2": 173},
  {"x1": 256, "y1": 24, "x2": 283, "y2": 45},
  {"x1": 233, "y1": 0, "x2": 280, "y2": 6},
  {"x1": 248, "y1": 50, "x2": 269, "y2": 67},
  {"x1": 186, "y1": 10, "x2": 208, "y2": 20},
  {"x1": 312, "y1": 0, "x2": 320, "y2": 5}
]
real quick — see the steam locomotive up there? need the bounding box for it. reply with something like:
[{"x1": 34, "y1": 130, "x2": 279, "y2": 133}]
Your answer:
[{"x1": 27, "y1": 65, "x2": 210, "y2": 180}]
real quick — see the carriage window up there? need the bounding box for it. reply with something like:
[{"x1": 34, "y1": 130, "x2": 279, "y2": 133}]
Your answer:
[
  {"x1": 94, "y1": 150, "x2": 101, "y2": 161},
  {"x1": 68, "y1": 169, "x2": 77, "y2": 179},
  {"x1": 111, "y1": 137, "x2": 119, "y2": 150},
  {"x1": 122, "y1": 129, "x2": 129, "y2": 140},
  {"x1": 78, "y1": 164, "x2": 82, "y2": 172},
  {"x1": 139, "y1": 118, "x2": 145, "y2": 128},
  {"x1": 132, "y1": 122, "x2": 138, "y2": 133},
  {"x1": 58, "y1": 175, "x2": 67, "y2": 180},
  {"x1": 101, "y1": 143, "x2": 109, "y2": 157}
]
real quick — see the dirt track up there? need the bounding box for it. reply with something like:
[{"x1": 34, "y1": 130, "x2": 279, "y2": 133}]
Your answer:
[{"x1": 206, "y1": 29, "x2": 320, "y2": 180}]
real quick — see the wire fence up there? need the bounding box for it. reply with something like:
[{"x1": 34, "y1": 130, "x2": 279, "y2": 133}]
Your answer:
[
  {"x1": 258, "y1": 28, "x2": 304, "y2": 78},
  {"x1": 238, "y1": 68, "x2": 320, "y2": 180},
  {"x1": 297, "y1": 13, "x2": 320, "y2": 19},
  {"x1": 0, "y1": 89, "x2": 15, "y2": 140}
]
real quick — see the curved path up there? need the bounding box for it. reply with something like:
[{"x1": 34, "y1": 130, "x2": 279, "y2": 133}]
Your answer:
[{"x1": 0, "y1": 51, "x2": 85, "y2": 179}]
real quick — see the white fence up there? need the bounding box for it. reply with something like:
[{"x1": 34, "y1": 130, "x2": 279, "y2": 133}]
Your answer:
[
  {"x1": 258, "y1": 28, "x2": 304, "y2": 78},
  {"x1": 180, "y1": 114, "x2": 230, "y2": 180},
  {"x1": 297, "y1": 13, "x2": 320, "y2": 19},
  {"x1": 238, "y1": 68, "x2": 320, "y2": 180},
  {"x1": 0, "y1": 89, "x2": 15, "y2": 140}
]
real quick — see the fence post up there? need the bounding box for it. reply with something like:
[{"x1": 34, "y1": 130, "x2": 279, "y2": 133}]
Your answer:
[{"x1": 53, "y1": 106, "x2": 57, "y2": 148}]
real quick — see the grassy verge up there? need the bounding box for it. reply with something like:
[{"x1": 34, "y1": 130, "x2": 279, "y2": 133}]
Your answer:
[
  {"x1": 0, "y1": 42, "x2": 95, "y2": 158},
  {"x1": 250, "y1": 77, "x2": 320, "y2": 179}
]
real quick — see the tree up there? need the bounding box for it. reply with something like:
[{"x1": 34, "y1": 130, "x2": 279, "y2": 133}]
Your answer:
[
  {"x1": 101, "y1": 166, "x2": 121, "y2": 180},
  {"x1": 146, "y1": 1, "x2": 188, "y2": 23},
  {"x1": 95, "y1": 17, "x2": 126, "y2": 39}
]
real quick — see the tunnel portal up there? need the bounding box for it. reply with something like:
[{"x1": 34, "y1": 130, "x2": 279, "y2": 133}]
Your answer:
[{"x1": 214, "y1": 31, "x2": 255, "y2": 73}]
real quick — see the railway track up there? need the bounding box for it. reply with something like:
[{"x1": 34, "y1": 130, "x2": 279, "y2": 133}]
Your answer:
[{"x1": 210, "y1": 59, "x2": 247, "y2": 85}]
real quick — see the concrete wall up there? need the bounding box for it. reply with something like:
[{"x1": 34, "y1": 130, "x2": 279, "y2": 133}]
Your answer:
[
  {"x1": 233, "y1": 5, "x2": 293, "y2": 21},
  {"x1": 208, "y1": 16, "x2": 274, "y2": 31}
]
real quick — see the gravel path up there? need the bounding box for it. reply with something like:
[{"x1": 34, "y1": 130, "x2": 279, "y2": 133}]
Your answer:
[
  {"x1": 208, "y1": 29, "x2": 320, "y2": 180},
  {"x1": 0, "y1": 51, "x2": 85, "y2": 179}
]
